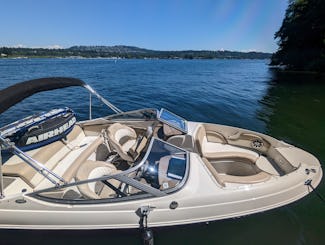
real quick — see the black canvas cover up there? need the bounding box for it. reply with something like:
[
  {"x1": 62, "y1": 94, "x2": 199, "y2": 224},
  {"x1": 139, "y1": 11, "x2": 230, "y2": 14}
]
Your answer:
[{"x1": 0, "y1": 77, "x2": 85, "y2": 114}]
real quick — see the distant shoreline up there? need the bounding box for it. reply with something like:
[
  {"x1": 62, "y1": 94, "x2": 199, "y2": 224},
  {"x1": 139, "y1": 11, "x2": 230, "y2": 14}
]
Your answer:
[
  {"x1": 0, "y1": 56, "x2": 271, "y2": 60},
  {"x1": 0, "y1": 45, "x2": 272, "y2": 60}
]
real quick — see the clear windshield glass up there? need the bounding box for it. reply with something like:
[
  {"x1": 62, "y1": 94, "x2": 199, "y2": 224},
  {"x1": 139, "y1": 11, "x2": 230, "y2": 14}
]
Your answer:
[
  {"x1": 34, "y1": 138, "x2": 188, "y2": 203},
  {"x1": 158, "y1": 109, "x2": 187, "y2": 132},
  {"x1": 105, "y1": 108, "x2": 158, "y2": 121},
  {"x1": 141, "y1": 138, "x2": 188, "y2": 190}
]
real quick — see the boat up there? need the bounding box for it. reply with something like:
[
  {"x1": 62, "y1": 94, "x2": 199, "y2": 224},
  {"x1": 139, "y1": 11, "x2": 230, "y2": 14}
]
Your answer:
[{"x1": 0, "y1": 77, "x2": 322, "y2": 230}]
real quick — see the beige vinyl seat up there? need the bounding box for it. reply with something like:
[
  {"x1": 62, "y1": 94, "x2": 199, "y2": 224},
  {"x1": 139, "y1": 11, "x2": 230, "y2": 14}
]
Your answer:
[
  {"x1": 195, "y1": 124, "x2": 271, "y2": 186},
  {"x1": 201, "y1": 157, "x2": 270, "y2": 187},
  {"x1": 195, "y1": 124, "x2": 259, "y2": 161},
  {"x1": 107, "y1": 123, "x2": 147, "y2": 163},
  {"x1": 3, "y1": 125, "x2": 85, "y2": 188},
  {"x1": 75, "y1": 160, "x2": 121, "y2": 199}
]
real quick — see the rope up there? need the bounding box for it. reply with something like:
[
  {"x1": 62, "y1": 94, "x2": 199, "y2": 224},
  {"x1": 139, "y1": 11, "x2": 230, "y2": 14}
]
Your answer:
[{"x1": 305, "y1": 179, "x2": 325, "y2": 204}]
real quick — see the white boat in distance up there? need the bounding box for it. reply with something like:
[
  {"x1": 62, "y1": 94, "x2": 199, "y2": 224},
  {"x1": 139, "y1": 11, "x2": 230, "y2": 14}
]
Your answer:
[{"x1": 0, "y1": 77, "x2": 322, "y2": 230}]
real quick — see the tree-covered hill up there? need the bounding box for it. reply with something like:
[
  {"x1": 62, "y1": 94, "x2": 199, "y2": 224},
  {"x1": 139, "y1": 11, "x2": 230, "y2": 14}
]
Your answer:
[
  {"x1": 0, "y1": 45, "x2": 271, "y2": 59},
  {"x1": 271, "y1": 0, "x2": 325, "y2": 72}
]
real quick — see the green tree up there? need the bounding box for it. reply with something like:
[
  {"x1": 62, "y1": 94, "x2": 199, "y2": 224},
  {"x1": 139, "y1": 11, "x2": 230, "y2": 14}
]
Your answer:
[
  {"x1": 0, "y1": 47, "x2": 12, "y2": 56},
  {"x1": 270, "y1": 0, "x2": 325, "y2": 72}
]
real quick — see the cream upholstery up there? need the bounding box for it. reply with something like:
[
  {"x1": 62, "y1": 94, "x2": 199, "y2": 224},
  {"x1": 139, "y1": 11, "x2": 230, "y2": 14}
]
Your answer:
[
  {"x1": 62, "y1": 136, "x2": 104, "y2": 182},
  {"x1": 217, "y1": 171, "x2": 271, "y2": 185},
  {"x1": 194, "y1": 124, "x2": 259, "y2": 161},
  {"x1": 107, "y1": 123, "x2": 147, "y2": 162},
  {"x1": 201, "y1": 158, "x2": 225, "y2": 187},
  {"x1": 195, "y1": 125, "x2": 206, "y2": 156},
  {"x1": 255, "y1": 155, "x2": 279, "y2": 175},
  {"x1": 3, "y1": 141, "x2": 64, "y2": 184},
  {"x1": 66, "y1": 125, "x2": 85, "y2": 141},
  {"x1": 167, "y1": 135, "x2": 195, "y2": 151},
  {"x1": 195, "y1": 124, "x2": 271, "y2": 186},
  {"x1": 107, "y1": 123, "x2": 136, "y2": 162},
  {"x1": 202, "y1": 157, "x2": 271, "y2": 186},
  {"x1": 158, "y1": 155, "x2": 172, "y2": 185},
  {"x1": 75, "y1": 160, "x2": 120, "y2": 199},
  {"x1": 204, "y1": 151, "x2": 258, "y2": 163},
  {"x1": 163, "y1": 124, "x2": 182, "y2": 136},
  {"x1": 34, "y1": 135, "x2": 104, "y2": 190},
  {"x1": 3, "y1": 125, "x2": 85, "y2": 187}
]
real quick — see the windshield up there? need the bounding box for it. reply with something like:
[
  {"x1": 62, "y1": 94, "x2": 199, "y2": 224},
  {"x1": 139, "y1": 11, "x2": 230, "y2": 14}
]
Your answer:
[
  {"x1": 158, "y1": 109, "x2": 187, "y2": 133},
  {"x1": 33, "y1": 137, "x2": 189, "y2": 204},
  {"x1": 105, "y1": 108, "x2": 158, "y2": 121},
  {"x1": 140, "y1": 138, "x2": 188, "y2": 191}
]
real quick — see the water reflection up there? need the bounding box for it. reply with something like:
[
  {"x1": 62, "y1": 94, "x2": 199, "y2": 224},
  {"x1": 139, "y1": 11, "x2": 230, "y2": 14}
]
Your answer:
[
  {"x1": 258, "y1": 69, "x2": 325, "y2": 159},
  {"x1": 257, "y1": 69, "x2": 325, "y2": 245}
]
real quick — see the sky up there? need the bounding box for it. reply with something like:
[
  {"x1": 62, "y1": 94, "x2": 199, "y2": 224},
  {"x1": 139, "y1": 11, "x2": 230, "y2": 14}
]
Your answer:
[{"x1": 0, "y1": 0, "x2": 288, "y2": 53}]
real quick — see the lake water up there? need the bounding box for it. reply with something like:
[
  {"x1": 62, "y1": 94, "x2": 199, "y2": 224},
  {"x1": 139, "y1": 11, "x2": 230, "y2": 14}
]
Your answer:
[{"x1": 0, "y1": 58, "x2": 324, "y2": 245}]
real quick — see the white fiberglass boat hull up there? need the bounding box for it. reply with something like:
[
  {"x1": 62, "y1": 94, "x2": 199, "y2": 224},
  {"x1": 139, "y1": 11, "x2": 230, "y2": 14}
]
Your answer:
[
  {"x1": 0, "y1": 78, "x2": 322, "y2": 230},
  {"x1": 0, "y1": 122, "x2": 322, "y2": 230}
]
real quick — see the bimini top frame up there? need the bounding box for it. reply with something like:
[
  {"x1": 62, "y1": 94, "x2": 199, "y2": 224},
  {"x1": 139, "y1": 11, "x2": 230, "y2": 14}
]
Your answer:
[
  {"x1": 0, "y1": 77, "x2": 123, "y2": 115},
  {"x1": 0, "y1": 77, "x2": 123, "y2": 190}
]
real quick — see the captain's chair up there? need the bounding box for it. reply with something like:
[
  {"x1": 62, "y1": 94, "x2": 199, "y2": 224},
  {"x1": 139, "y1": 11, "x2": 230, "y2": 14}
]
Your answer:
[
  {"x1": 107, "y1": 123, "x2": 147, "y2": 163},
  {"x1": 75, "y1": 160, "x2": 121, "y2": 199}
]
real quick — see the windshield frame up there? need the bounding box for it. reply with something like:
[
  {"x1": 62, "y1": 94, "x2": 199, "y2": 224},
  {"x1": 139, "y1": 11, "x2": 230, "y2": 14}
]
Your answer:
[
  {"x1": 158, "y1": 108, "x2": 188, "y2": 133},
  {"x1": 104, "y1": 108, "x2": 159, "y2": 121},
  {"x1": 30, "y1": 137, "x2": 190, "y2": 204}
]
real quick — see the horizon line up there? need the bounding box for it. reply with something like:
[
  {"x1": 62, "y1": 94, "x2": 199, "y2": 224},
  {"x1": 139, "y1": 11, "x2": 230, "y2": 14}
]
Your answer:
[{"x1": 0, "y1": 44, "x2": 272, "y2": 54}]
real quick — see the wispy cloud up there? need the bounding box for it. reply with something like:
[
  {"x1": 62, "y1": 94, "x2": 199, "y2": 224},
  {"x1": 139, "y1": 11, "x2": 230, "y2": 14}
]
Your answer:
[
  {"x1": 10, "y1": 44, "x2": 64, "y2": 49},
  {"x1": 43, "y1": 45, "x2": 64, "y2": 49},
  {"x1": 14, "y1": 44, "x2": 27, "y2": 48},
  {"x1": 241, "y1": 49, "x2": 257, "y2": 52}
]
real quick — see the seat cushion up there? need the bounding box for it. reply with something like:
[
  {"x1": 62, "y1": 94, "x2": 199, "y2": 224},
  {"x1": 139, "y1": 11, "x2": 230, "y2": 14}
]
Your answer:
[
  {"x1": 75, "y1": 160, "x2": 120, "y2": 199},
  {"x1": 3, "y1": 125, "x2": 85, "y2": 188},
  {"x1": 194, "y1": 124, "x2": 259, "y2": 162},
  {"x1": 107, "y1": 123, "x2": 137, "y2": 162},
  {"x1": 62, "y1": 136, "x2": 104, "y2": 182},
  {"x1": 202, "y1": 157, "x2": 271, "y2": 186},
  {"x1": 218, "y1": 171, "x2": 271, "y2": 184}
]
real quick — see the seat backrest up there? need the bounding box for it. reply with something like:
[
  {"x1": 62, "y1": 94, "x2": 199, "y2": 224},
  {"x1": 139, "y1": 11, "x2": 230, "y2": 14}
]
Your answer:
[
  {"x1": 107, "y1": 123, "x2": 137, "y2": 162},
  {"x1": 158, "y1": 155, "x2": 172, "y2": 185},
  {"x1": 163, "y1": 124, "x2": 182, "y2": 136},
  {"x1": 75, "y1": 160, "x2": 120, "y2": 199},
  {"x1": 167, "y1": 134, "x2": 194, "y2": 151},
  {"x1": 62, "y1": 136, "x2": 104, "y2": 182},
  {"x1": 194, "y1": 124, "x2": 207, "y2": 156},
  {"x1": 3, "y1": 125, "x2": 85, "y2": 188}
]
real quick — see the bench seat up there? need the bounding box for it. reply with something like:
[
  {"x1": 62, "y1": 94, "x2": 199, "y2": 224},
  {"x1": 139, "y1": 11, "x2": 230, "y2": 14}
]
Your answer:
[{"x1": 3, "y1": 125, "x2": 85, "y2": 188}]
